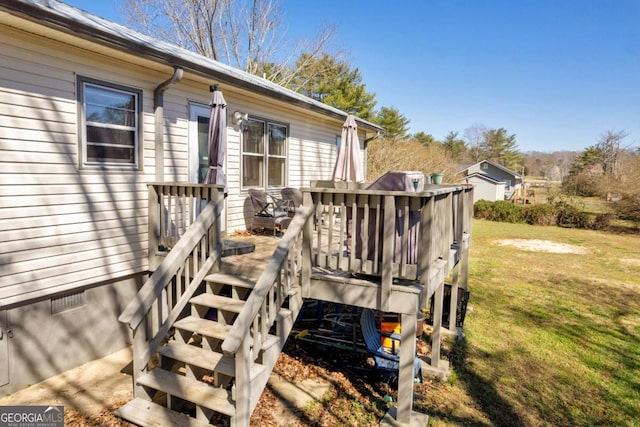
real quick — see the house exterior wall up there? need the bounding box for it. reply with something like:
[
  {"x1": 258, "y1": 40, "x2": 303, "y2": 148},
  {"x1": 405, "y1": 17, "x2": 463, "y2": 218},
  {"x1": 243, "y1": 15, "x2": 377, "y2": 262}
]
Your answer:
[
  {"x1": 0, "y1": 10, "x2": 360, "y2": 392},
  {"x1": 1, "y1": 16, "x2": 352, "y2": 307},
  {"x1": 466, "y1": 161, "x2": 516, "y2": 184},
  {"x1": 0, "y1": 23, "x2": 154, "y2": 308},
  {"x1": 1, "y1": 277, "x2": 140, "y2": 394},
  {"x1": 468, "y1": 176, "x2": 506, "y2": 202},
  {"x1": 465, "y1": 161, "x2": 520, "y2": 199}
]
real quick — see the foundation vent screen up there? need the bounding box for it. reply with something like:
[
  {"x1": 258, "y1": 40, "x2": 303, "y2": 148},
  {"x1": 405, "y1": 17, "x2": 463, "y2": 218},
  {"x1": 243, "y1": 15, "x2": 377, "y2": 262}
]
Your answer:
[{"x1": 51, "y1": 291, "x2": 85, "y2": 314}]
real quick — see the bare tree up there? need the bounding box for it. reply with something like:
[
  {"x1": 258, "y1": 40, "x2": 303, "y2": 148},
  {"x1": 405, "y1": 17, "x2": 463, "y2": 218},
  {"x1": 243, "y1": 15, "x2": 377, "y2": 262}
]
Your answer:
[
  {"x1": 597, "y1": 129, "x2": 628, "y2": 177},
  {"x1": 367, "y1": 138, "x2": 459, "y2": 182},
  {"x1": 122, "y1": 0, "x2": 336, "y2": 85},
  {"x1": 463, "y1": 123, "x2": 488, "y2": 162}
]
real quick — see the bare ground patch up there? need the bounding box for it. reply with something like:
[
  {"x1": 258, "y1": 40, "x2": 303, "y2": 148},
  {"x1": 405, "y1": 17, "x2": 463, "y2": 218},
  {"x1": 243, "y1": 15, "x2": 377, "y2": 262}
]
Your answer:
[{"x1": 495, "y1": 239, "x2": 587, "y2": 254}]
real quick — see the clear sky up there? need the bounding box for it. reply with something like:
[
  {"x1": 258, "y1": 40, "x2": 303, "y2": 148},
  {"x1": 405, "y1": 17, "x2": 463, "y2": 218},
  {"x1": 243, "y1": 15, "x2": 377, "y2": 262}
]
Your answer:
[{"x1": 64, "y1": 0, "x2": 639, "y2": 153}]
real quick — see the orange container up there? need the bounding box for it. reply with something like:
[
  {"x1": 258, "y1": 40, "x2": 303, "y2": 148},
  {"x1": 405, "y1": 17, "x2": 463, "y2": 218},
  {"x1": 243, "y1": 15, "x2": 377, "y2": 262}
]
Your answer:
[{"x1": 380, "y1": 321, "x2": 401, "y2": 352}]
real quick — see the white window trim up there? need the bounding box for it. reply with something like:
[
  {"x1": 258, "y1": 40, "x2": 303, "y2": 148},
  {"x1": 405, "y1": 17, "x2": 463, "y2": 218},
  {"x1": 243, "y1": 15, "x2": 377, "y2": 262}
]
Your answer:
[{"x1": 77, "y1": 76, "x2": 143, "y2": 169}]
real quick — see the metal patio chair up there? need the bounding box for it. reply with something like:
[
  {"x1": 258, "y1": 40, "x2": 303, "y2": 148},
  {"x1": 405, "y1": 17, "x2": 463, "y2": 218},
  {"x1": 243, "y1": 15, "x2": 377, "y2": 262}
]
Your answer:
[{"x1": 248, "y1": 188, "x2": 290, "y2": 236}]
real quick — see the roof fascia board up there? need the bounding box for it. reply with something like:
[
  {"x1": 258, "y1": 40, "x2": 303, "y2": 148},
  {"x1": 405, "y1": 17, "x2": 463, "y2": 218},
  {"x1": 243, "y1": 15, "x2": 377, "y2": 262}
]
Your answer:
[
  {"x1": 482, "y1": 160, "x2": 522, "y2": 178},
  {"x1": 1, "y1": 0, "x2": 383, "y2": 132}
]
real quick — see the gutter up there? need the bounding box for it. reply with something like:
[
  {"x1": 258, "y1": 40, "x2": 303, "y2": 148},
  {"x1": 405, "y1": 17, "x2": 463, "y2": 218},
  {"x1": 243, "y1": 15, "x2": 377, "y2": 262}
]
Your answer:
[
  {"x1": 153, "y1": 67, "x2": 183, "y2": 181},
  {"x1": 1, "y1": 0, "x2": 383, "y2": 133}
]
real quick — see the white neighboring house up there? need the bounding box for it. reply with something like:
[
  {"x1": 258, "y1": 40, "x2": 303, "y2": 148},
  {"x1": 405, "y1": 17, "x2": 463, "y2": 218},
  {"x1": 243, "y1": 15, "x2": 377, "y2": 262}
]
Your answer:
[
  {"x1": 461, "y1": 160, "x2": 523, "y2": 202},
  {"x1": 0, "y1": 0, "x2": 382, "y2": 394},
  {"x1": 465, "y1": 173, "x2": 506, "y2": 203}
]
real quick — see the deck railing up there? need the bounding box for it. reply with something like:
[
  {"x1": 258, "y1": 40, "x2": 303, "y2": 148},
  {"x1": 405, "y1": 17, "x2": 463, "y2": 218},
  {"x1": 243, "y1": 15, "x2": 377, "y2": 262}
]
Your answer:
[
  {"x1": 147, "y1": 183, "x2": 223, "y2": 270},
  {"x1": 221, "y1": 206, "x2": 314, "y2": 420},
  {"x1": 120, "y1": 184, "x2": 225, "y2": 397},
  {"x1": 303, "y1": 184, "x2": 473, "y2": 310}
]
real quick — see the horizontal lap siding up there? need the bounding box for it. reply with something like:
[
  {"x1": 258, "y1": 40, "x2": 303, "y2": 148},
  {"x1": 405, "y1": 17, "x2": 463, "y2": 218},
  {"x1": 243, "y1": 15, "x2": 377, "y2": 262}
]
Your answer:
[
  {"x1": 0, "y1": 26, "x2": 155, "y2": 307},
  {"x1": 220, "y1": 90, "x2": 348, "y2": 232}
]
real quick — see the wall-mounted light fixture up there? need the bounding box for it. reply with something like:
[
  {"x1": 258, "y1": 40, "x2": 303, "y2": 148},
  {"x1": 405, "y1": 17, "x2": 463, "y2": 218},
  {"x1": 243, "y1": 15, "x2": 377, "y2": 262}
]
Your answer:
[{"x1": 233, "y1": 111, "x2": 249, "y2": 127}]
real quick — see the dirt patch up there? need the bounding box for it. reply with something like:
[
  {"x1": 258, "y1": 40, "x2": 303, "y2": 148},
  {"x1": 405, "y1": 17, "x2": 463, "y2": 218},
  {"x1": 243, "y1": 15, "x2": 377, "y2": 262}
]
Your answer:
[{"x1": 495, "y1": 239, "x2": 587, "y2": 254}]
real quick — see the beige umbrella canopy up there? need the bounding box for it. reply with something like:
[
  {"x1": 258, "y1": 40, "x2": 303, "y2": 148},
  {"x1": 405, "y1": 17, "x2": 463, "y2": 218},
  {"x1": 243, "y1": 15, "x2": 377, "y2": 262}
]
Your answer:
[{"x1": 332, "y1": 114, "x2": 364, "y2": 182}]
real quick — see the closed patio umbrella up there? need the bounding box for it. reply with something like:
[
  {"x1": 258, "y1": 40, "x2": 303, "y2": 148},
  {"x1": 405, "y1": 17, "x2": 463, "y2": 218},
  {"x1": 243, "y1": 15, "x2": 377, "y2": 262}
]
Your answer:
[
  {"x1": 332, "y1": 114, "x2": 364, "y2": 183},
  {"x1": 203, "y1": 84, "x2": 227, "y2": 191}
]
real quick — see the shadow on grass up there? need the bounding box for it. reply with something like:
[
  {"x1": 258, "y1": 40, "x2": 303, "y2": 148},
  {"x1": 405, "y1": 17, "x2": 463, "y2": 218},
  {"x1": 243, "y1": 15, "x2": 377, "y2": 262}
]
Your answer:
[
  {"x1": 507, "y1": 276, "x2": 640, "y2": 424},
  {"x1": 449, "y1": 337, "x2": 527, "y2": 427}
]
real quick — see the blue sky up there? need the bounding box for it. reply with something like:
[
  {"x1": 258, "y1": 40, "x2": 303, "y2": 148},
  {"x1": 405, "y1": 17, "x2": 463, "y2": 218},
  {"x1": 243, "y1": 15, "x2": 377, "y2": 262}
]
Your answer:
[{"x1": 65, "y1": 0, "x2": 639, "y2": 152}]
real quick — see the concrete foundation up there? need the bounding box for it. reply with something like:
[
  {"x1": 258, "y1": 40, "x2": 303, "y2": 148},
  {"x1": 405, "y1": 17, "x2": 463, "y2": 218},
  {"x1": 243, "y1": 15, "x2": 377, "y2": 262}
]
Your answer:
[
  {"x1": 0, "y1": 275, "x2": 142, "y2": 395},
  {"x1": 380, "y1": 406, "x2": 429, "y2": 427},
  {"x1": 420, "y1": 357, "x2": 450, "y2": 381}
]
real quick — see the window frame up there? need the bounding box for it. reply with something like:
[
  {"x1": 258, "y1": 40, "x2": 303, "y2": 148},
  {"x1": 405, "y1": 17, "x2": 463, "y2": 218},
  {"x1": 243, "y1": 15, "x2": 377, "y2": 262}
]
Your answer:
[
  {"x1": 241, "y1": 116, "x2": 289, "y2": 189},
  {"x1": 77, "y1": 76, "x2": 143, "y2": 169}
]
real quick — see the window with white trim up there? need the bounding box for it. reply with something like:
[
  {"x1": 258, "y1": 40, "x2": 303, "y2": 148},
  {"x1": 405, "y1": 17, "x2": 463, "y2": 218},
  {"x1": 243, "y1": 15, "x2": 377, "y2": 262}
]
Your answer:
[
  {"x1": 242, "y1": 117, "x2": 288, "y2": 188},
  {"x1": 78, "y1": 77, "x2": 141, "y2": 167}
]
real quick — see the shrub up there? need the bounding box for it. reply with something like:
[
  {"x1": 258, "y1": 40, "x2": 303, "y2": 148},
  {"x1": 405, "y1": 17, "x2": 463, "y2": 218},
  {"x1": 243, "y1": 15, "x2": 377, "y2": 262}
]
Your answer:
[
  {"x1": 522, "y1": 204, "x2": 557, "y2": 226},
  {"x1": 591, "y1": 213, "x2": 614, "y2": 230},
  {"x1": 562, "y1": 170, "x2": 603, "y2": 197},
  {"x1": 613, "y1": 192, "x2": 640, "y2": 228},
  {"x1": 474, "y1": 200, "x2": 523, "y2": 223},
  {"x1": 555, "y1": 202, "x2": 589, "y2": 228},
  {"x1": 473, "y1": 200, "x2": 495, "y2": 220}
]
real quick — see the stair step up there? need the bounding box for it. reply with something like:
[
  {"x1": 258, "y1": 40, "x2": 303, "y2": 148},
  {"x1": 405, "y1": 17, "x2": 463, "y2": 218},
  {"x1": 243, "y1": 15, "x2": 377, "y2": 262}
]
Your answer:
[
  {"x1": 137, "y1": 369, "x2": 235, "y2": 417},
  {"x1": 174, "y1": 316, "x2": 280, "y2": 352},
  {"x1": 174, "y1": 316, "x2": 231, "y2": 341},
  {"x1": 204, "y1": 273, "x2": 256, "y2": 289},
  {"x1": 158, "y1": 341, "x2": 266, "y2": 380},
  {"x1": 115, "y1": 397, "x2": 211, "y2": 427},
  {"x1": 190, "y1": 294, "x2": 245, "y2": 313}
]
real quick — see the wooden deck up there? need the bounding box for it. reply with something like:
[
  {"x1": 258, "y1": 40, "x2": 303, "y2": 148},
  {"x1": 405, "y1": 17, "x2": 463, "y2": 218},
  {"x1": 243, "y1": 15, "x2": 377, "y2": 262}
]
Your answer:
[{"x1": 117, "y1": 182, "x2": 474, "y2": 427}]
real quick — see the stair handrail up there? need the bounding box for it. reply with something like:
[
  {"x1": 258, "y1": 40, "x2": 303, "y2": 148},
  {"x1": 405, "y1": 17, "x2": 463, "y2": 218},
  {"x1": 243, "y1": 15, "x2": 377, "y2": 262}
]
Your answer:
[
  {"x1": 119, "y1": 196, "x2": 224, "y2": 331},
  {"x1": 221, "y1": 206, "x2": 313, "y2": 357}
]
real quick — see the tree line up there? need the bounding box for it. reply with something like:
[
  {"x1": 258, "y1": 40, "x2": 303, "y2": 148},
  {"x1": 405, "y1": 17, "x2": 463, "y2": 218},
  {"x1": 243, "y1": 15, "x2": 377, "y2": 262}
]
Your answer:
[
  {"x1": 122, "y1": 0, "x2": 524, "y2": 174},
  {"x1": 123, "y1": 0, "x2": 639, "y2": 224}
]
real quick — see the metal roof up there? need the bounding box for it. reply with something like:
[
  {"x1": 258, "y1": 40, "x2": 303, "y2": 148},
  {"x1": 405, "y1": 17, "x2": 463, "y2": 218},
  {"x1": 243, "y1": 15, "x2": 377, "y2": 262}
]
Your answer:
[{"x1": 1, "y1": 0, "x2": 383, "y2": 132}]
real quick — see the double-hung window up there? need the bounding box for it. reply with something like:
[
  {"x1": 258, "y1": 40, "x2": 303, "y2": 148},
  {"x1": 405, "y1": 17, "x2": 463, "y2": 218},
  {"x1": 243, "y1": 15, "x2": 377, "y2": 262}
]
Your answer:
[
  {"x1": 242, "y1": 117, "x2": 288, "y2": 188},
  {"x1": 78, "y1": 77, "x2": 141, "y2": 168}
]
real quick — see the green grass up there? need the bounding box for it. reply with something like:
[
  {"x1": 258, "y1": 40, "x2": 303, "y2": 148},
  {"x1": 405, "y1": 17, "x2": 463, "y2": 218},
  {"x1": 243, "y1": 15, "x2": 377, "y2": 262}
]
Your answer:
[{"x1": 417, "y1": 220, "x2": 640, "y2": 426}]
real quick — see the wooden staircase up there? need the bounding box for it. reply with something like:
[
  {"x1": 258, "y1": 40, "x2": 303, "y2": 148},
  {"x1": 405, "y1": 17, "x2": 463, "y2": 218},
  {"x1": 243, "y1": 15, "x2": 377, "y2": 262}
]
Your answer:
[{"x1": 116, "y1": 272, "x2": 303, "y2": 426}]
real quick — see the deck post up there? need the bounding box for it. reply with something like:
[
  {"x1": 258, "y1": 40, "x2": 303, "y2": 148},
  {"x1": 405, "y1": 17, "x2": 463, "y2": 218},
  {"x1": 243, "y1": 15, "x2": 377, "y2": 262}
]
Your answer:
[
  {"x1": 233, "y1": 337, "x2": 251, "y2": 427},
  {"x1": 418, "y1": 196, "x2": 435, "y2": 309},
  {"x1": 132, "y1": 320, "x2": 151, "y2": 400},
  {"x1": 148, "y1": 184, "x2": 161, "y2": 271},
  {"x1": 380, "y1": 195, "x2": 395, "y2": 312},
  {"x1": 301, "y1": 212, "x2": 313, "y2": 298},
  {"x1": 431, "y1": 281, "x2": 444, "y2": 368},
  {"x1": 396, "y1": 310, "x2": 417, "y2": 424},
  {"x1": 447, "y1": 262, "x2": 460, "y2": 334}
]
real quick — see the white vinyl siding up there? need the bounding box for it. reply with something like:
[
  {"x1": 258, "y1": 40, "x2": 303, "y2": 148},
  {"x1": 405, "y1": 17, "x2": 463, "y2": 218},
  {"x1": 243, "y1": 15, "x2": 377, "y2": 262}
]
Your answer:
[
  {"x1": 0, "y1": 24, "x2": 150, "y2": 307},
  {"x1": 0, "y1": 18, "x2": 366, "y2": 307}
]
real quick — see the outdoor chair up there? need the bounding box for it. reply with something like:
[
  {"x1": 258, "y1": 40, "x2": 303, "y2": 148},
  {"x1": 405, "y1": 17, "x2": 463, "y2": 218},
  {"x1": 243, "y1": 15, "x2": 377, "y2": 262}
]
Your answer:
[
  {"x1": 248, "y1": 188, "x2": 290, "y2": 236},
  {"x1": 360, "y1": 308, "x2": 422, "y2": 382},
  {"x1": 280, "y1": 187, "x2": 303, "y2": 215}
]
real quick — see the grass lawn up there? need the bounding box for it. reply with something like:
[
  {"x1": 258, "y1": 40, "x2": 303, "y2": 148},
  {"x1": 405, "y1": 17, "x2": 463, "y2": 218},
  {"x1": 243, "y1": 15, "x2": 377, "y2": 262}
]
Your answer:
[{"x1": 415, "y1": 220, "x2": 640, "y2": 426}]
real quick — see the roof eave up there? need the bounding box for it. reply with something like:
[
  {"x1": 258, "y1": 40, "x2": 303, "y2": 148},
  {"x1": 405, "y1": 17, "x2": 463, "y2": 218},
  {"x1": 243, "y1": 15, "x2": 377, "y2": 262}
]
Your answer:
[{"x1": 1, "y1": 0, "x2": 383, "y2": 133}]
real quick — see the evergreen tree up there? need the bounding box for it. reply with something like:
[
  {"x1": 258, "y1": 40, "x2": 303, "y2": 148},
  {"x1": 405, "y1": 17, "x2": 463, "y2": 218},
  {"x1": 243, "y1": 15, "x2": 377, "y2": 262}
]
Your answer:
[
  {"x1": 413, "y1": 131, "x2": 438, "y2": 146},
  {"x1": 441, "y1": 131, "x2": 467, "y2": 161},
  {"x1": 373, "y1": 106, "x2": 410, "y2": 139},
  {"x1": 289, "y1": 53, "x2": 377, "y2": 120},
  {"x1": 480, "y1": 128, "x2": 523, "y2": 170}
]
